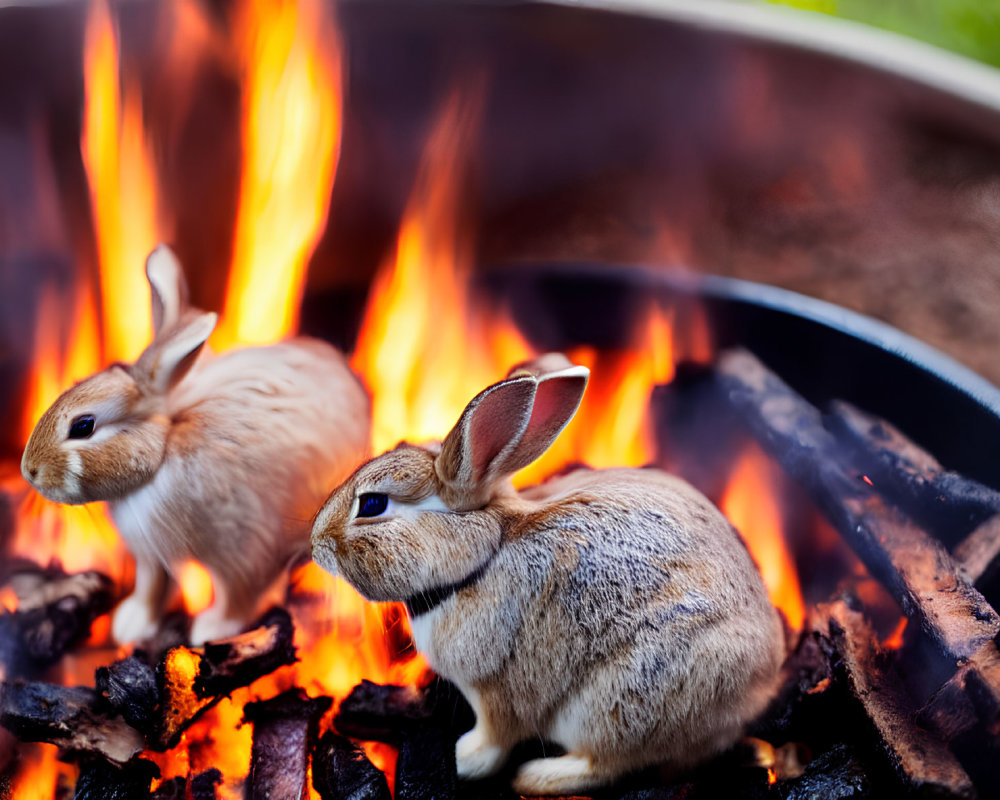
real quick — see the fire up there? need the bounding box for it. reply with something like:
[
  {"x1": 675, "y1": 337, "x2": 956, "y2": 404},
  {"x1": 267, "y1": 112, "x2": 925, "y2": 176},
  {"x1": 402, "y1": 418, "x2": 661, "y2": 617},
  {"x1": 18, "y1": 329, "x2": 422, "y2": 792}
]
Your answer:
[
  {"x1": 720, "y1": 444, "x2": 805, "y2": 631},
  {"x1": 7, "y1": 0, "x2": 809, "y2": 796},
  {"x1": 353, "y1": 80, "x2": 533, "y2": 452},
  {"x1": 81, "y1": 0, "x2": 159, "y2": 364},
  {"x1": 214, "y1": 0, "x2": 341, "y2": 349}
]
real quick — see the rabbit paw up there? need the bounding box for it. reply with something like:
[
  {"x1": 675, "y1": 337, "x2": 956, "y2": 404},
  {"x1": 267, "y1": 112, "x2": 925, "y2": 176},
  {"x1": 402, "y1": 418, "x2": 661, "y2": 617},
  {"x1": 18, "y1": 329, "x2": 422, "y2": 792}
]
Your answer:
[
  {"x1": 112, "y1": 596, "x2": 160, "y2": 644},
  {"x1": 512, "y1": 754, "x2": 601, "y2": 796},
  {"x1": 455, "y1": 726, "x2": 507, "y2": 779}
]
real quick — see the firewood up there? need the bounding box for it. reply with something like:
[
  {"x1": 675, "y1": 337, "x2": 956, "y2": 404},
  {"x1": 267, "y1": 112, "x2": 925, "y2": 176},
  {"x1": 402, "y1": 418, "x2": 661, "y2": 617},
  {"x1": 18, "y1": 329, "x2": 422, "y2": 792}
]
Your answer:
[
  {"x1": 190, "y1": 769, "x2": 223, "y2": 800},
  {"x1": 821, "y1": 601, "x2": 974, "y2": 798},
  {"x1": 828, "y1": 401, "x2": 1000, "y2": 546},
  {"x1": 312, "y1": 732, "x2": 390, "y2": 800},
  {"x1": 0, "y1": 681, "x2": 143, "y2": 764},
  {"x1": 244, "y1": 689, "x2": 331, "y2": 800},
  {"x1": 153, "y1": 608, "x2": 297, "y2": 750},
  {"x1": 715, "y1": 349, "x2": 1000, "y2": 705},
  {"x1": 0, "y1": 566, "x2": 115, "y2": 677},
  {"x1": 72, "y1": 756, "x2": 159, "y2": 800}
]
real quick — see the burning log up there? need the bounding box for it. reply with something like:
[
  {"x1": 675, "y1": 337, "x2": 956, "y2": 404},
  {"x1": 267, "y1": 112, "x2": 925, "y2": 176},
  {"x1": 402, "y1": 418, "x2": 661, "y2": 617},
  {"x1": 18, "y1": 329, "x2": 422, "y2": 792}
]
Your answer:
[
  {"x1": 820, "y1": 601, "x2": 974, "y2": 797},
  {"x1": 715, "y1": 349, "x2": 1000, "y2": 720},
  {"x1": 154, "y1": 608, "x2": 297, "y2": 749},
  {"x1": 0, "y1": 565, "x2": 115, "y2": 677},
  {"x1": 243, "y1": 689, "x2": 331, "y2": 800},
  {"x1": 73, "y1": 756, "x2": 160, "y2": 800},
  {"x1": 312, "y1": 732, "x2": 390, "y2": 800},
  {"x1": 827, "y1": 400, "x2": 1000, "y2": 546},
  {"x1": 0, "y1": 681, "x2": 144, "y2": 764},
  {"x1": 333, "y1": 681, "x2": 434, "y2": 743}
]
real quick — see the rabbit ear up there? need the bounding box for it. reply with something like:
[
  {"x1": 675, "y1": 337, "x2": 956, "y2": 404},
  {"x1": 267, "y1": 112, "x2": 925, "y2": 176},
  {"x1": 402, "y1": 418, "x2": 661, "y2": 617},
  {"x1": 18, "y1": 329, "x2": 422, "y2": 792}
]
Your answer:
[
  {"x1": 146, "y1": 245, "x2": 190, "y2": 336},
  {"x1": 437, "y1": 362, "x2": 589, "y2": 508},
  {"x1": 135, "y1": 311, "x2": 218, "y2": 395}
]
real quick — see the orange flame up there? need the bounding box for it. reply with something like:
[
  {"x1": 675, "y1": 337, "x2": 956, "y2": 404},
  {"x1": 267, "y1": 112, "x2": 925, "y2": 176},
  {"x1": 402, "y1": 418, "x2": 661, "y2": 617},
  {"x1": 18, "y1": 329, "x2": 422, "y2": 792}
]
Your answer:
[
  {"x1": 352, "y1": 80, "x2": 533, "y2": 453},
  {"x1": 81, "y1": 0, "x2": 158, "y2": 364},
  {"x1": 720, "y1": 444, "x2": 805, "y2": 630},
  {"x1": 214, "y1": 0, "x2": 342, "y2": 349}
]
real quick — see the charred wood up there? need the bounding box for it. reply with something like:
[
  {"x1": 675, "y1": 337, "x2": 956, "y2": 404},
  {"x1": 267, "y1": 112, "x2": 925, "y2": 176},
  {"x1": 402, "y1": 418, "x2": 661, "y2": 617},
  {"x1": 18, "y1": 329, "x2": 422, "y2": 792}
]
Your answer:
[
  {"x1": 0, "y1": 681, "x2": 143, "y2": 764},
  {"x1": 395, "y1": 724, "x2": 456, "y2": 800},
  {"x1": 772, "y1": 744, "x2": 869, "y2": 800},
  {"x1": 828, "y1": 401, "x2": 1000, "y2": 546},
  {"x1": 153, "y1": 609, "x2": 297, "y2": 750},
  {"x1": 952, "y1": 516, "x2": 1000, "y2": 596},
  {"x1": 96, "y1": 657, "x2": 159, "y2": 733},
  {"x1": 73, "y1": 756, "x2": 159, "y2": 800},
  {"x1": 190, "y1": 769, "x2": 223, "y2": 800},
  {"x1": 195, "y1": 607, "x2": 296, "y2": 699},
  {"x1": 243, "y1": 689, "x2": 331, "y2": 800},
  {"x1": 334, "y1": 679, "x2": 471, "y2": 744},
  {"x1": 716, "y1": 349, "x2": 1000, "y2": 711},
  {"x1": 150, "y1": 777, "x2": 186, "y2": 800},
  {"x1": 0, "y1": 567, "x2": 115, "y2": 677},
  {"x1": 821, "y1": 601, "x2": 973, "y2": 798},
  {"x1": 312, "y1": 732, "x2": 390, "y2": 800}
]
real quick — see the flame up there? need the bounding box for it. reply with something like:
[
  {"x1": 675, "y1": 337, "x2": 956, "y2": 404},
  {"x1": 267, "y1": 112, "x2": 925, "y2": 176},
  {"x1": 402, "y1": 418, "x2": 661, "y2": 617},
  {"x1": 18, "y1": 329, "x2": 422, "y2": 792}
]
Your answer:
[
  {"x1": 883, "y1": 616, "x2": 908, "y2": 650},
  {"x1": 81, "y1": 0, "x2": 158, "y2": 363},
  {"x1": 352, "y1": 80, "x2": 533, "y2": 453},
  {"x1": 214, "y1": 0, "x2": 341, "y2": 349},
  {"x1": 720, "y1": 444, "x2": 805, "y2": 630}
]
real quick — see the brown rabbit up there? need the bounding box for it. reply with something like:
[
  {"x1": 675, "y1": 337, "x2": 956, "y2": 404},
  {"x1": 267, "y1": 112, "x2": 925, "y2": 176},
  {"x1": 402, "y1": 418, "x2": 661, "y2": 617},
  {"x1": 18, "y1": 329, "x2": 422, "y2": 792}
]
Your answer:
[
  {"x1": 311, "y1": 354, "x2": 785, "y2": 795},
  {"x1": 22, "y1": 245, "x2": 371, "y2": 645}
]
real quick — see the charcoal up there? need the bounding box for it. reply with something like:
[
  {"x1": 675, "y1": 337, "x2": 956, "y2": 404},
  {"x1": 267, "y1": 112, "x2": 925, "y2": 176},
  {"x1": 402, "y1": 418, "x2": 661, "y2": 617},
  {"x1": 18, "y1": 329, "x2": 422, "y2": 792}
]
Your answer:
[
  {"x1": 312, "y1": 732, "x2": 390, "y2": 800},
  {"x1": 772, "y1": 744, "x2": 869, "y2": 800},
  {"x1": 334, "y1": 681, "x2": 433, "y2": 743},
  {"x1": 395, "y1": 724, "x2": 456, "y2": 800},
  {"x1": 828, "y1": 401, "x2": 1000, "y2": 546},
  {"x1": 0, "y1": 567, "x2": 115, "y2": 676},
  {"x1": 195, "y1": 607, "x2": 296, "y2": 698},
  {"x1": 334, "y1": 679, "x2": 472, "y2": 743},
  {"x1": 0, "y1": 680, "x2": 143, "y2": 764},
  {"x1": 190, "y1": 769, "x2": 223, "y2": 800},
  {"x1": 96, "y1": 656, "x2": 159, "y2": 733},
  {"x1": 153, "y1": 610, "x2": 298, "y2": 750},
  {"x1": 73, "y1": 756, "x2": 159, "y2": 800},
  {"x1": 244, "y1": 689, "x2": 331, "y2": 800}
]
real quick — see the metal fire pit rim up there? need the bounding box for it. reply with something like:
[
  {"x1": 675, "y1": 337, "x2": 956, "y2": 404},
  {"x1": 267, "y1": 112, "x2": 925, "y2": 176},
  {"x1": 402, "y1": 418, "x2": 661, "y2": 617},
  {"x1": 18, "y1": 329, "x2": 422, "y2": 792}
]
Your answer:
[
  {"x1": 506, "y1": 259, "x2": 1000, "y2": 418},
  {"x1": 549, "y1": 0, "x2": 1000, "y2": 118}
]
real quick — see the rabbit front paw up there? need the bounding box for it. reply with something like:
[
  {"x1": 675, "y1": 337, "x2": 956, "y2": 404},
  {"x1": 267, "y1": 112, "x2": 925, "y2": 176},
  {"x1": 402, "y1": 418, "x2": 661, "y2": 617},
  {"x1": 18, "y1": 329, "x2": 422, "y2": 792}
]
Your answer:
[
  {"x1": 112, "y1": 596, "x2": 160, "y2": 644},
  {"x1": 455, "y1": 725, "x2": 508, "y2": 779},
  {"x1": 512, "y1": 754, "x2": 602, "y2": 796}
]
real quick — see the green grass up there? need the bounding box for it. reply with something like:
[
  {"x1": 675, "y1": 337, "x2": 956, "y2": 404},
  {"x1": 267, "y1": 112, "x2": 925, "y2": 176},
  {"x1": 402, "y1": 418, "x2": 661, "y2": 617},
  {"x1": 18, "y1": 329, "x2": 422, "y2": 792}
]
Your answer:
[{"x1": 764, "y1": 0, "x2": 1000, "y2": 68}]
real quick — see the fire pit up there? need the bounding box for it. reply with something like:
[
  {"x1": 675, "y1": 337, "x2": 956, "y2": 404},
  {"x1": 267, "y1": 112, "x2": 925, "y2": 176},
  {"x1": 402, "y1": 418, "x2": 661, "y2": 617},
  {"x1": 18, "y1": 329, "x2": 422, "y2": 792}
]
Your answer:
[{"x1": 1, "y1": 0, "x2": 999, "y2": 798}]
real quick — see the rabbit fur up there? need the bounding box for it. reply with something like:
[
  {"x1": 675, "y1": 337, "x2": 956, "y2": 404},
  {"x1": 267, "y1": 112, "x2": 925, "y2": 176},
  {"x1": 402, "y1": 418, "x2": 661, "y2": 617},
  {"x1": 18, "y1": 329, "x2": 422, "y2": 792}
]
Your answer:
[
  {"x1": 22, "y1": 245, "x2": 371, "y2": 645},
  {"x1": 310, "y1": 354, "x2": 785, "y2": 795}
]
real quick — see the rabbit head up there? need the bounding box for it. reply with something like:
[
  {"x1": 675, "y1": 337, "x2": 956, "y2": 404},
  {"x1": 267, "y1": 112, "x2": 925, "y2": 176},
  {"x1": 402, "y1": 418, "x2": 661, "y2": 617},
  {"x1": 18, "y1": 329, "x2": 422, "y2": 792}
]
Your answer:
[
  {"x1": 21, "y1": 246, "x2": 217, "y2": 504},
  {"x1": 311, "y1": 355, "x2": 589, "y2": 601}
]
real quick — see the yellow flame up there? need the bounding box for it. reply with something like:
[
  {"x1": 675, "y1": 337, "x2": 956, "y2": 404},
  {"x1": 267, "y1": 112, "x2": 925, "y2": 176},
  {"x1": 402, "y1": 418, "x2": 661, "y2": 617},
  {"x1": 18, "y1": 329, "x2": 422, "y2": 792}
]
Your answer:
[
  {"x1": 215, "y1": 0, "x2": 342, "y2": 348},
  {"x1": 81, "y1": 0, "x2": 157, "y2": 363}
]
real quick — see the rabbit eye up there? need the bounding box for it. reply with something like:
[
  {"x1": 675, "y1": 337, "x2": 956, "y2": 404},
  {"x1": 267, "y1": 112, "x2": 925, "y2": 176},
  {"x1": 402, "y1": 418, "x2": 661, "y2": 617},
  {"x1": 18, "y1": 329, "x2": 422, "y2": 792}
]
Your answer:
[
  {"x1": 68, "y1": 415, "x2": 96, "y2": 440},
  {"x1": 357, "y1": 493, "x2": 389, "y2": 518}
]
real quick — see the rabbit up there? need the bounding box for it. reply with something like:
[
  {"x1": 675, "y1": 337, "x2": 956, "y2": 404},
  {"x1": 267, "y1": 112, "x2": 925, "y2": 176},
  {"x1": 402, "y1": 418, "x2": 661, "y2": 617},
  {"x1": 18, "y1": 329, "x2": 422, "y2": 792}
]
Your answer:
[
  {"x1": 310, "y1": 353, "x2": 785, "y2": 795},
  {"x1": 21, "y1": 244, "x2": 371, "y2": 646}
]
